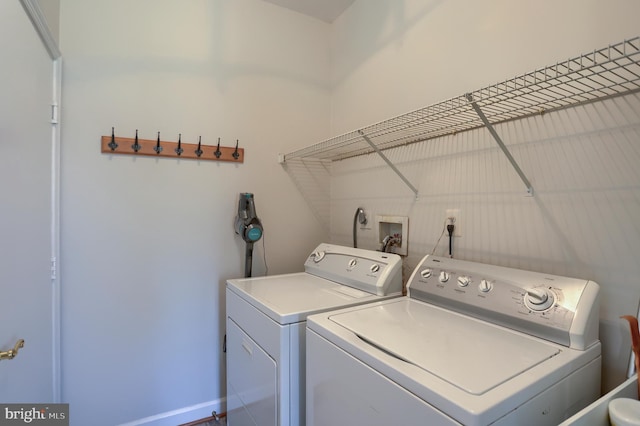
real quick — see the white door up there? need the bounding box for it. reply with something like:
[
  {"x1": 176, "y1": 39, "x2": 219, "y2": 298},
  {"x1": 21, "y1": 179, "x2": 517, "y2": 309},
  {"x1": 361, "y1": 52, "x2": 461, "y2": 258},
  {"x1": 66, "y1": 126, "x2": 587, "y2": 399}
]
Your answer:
[{"x1": 0, "y1": 0, "x2": 56, "y2": 402}]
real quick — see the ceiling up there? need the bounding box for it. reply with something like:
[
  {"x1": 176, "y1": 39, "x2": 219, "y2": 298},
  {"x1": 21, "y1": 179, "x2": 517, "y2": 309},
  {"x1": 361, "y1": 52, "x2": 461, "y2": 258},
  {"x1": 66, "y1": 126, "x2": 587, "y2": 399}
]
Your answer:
[{"x1": 261, "y1": 0, "x2": 355, "y2": 23}]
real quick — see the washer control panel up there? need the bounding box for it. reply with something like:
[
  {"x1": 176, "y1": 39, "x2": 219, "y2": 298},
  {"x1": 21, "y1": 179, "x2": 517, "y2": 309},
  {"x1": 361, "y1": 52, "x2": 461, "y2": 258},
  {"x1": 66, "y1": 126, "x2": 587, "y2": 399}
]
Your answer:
[
  {"x1": 304, "y1": 243, "x2": 403, "y2": 297},
  {"x1": 408, "y1": 255, "x2": 600, "y2": 350}
]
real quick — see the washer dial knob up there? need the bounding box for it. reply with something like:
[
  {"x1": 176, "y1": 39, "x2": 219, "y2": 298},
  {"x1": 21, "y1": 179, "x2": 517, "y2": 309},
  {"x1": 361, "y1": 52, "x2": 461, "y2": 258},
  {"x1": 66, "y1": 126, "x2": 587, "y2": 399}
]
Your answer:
[
  {"x1": 457, "y1": 276, "x2": 471, "y2": 287},
  {"x1": 312, "y1": 251, "x2": 325, "y2": 263},
  {"x1": 479, "y1": 279, "x2": 493, "y2": 293},
  {"x1": 439, "y1": 271, "x2": 450, "y2": 283},
  {"x1": 525, "y1": 287, "x2": 555, "y2": 311},
  {"x1": 370, "y1": 264, "x2": 380, "y2": 273},
  {"x1": 420, "y1": 268, "x2": 432, "y2": 279}
]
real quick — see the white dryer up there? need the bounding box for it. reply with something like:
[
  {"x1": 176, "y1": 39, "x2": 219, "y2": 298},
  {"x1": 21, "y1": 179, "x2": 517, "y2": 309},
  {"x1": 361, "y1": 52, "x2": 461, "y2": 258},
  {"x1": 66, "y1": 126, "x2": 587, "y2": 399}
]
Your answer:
[
  {"x1": 306, "y1": 255, "x2": 602, "y2": 426},
  {"x1": 226, "y1": 243, "x2": 403, "y2": 426}
]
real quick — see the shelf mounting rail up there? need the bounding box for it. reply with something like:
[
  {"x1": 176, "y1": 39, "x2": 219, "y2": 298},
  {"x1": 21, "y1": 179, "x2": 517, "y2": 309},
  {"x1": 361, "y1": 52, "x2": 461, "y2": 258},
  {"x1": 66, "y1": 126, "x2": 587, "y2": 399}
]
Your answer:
[
  {"x1": 358, "y1": 130, "x2": 419, "y2": 198},
  {"x1": 466, "y1": 93, "x2": 534, "y2": 196}
]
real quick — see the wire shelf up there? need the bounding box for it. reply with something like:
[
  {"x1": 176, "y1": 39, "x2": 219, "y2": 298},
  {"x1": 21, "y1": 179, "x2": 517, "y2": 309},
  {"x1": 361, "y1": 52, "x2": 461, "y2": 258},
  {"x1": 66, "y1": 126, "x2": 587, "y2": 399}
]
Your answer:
[{"x1": 283, "y1": 36, "x2": 640, "y2": 163}]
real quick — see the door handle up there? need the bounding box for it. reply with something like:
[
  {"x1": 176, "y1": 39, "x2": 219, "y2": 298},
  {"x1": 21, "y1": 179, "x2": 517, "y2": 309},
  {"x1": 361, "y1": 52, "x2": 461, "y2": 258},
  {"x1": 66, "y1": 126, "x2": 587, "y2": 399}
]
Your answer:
[{"x1": 0, "y1": 339, "x2": 24, "y2": 361}]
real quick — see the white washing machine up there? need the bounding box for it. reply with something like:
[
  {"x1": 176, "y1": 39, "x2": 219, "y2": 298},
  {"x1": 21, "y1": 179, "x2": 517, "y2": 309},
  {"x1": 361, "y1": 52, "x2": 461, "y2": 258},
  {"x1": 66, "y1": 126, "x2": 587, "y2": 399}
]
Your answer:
[
  {"x1": 226, "y1": 243, "x2": 403, "y2": 426},
  {"x1": 306, "y1": 255, "x2": 602, "y2": 426}
]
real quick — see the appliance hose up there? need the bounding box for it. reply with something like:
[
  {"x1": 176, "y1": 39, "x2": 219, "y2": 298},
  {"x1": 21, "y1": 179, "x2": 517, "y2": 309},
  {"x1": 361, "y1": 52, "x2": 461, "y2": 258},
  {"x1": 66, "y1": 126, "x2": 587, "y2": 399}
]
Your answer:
[{"x1": 353, "y1": 207, "x2": 366, "y2": 248}]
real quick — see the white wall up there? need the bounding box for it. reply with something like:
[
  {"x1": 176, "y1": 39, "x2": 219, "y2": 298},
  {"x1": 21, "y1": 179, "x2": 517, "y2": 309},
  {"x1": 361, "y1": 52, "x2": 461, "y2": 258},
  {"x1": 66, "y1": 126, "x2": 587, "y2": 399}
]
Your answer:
[
  {"x1": 59, "y1": 0, "x2": 328, "y2": 424},
  {"x1": 326, "y1": 0, "x2": 640, "y2": 394}
]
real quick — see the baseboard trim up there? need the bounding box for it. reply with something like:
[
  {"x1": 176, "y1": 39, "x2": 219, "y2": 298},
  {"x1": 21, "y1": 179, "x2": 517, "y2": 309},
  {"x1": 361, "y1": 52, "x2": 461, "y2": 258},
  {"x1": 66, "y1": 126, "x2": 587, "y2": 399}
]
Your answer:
[{"x1": 117, "y1": 398, "x2": 225, "y2": 426}]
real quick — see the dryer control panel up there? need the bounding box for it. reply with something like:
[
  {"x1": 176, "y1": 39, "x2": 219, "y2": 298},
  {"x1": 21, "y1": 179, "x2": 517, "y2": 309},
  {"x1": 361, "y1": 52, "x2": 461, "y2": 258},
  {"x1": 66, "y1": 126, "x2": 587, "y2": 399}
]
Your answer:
[
  {"x1": 407, "y1": 255, "x2": 600, "y2": 350},
  {"x1": 304, "y1": 243, "x2": 403, "y2": 297}
]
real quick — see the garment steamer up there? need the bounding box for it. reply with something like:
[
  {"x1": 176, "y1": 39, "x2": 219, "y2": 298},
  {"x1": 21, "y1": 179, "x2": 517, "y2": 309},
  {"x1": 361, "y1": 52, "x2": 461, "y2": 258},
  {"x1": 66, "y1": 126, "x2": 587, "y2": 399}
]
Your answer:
[{"x1": 234, "y1": 193, "x2": 263, "y2": 277}]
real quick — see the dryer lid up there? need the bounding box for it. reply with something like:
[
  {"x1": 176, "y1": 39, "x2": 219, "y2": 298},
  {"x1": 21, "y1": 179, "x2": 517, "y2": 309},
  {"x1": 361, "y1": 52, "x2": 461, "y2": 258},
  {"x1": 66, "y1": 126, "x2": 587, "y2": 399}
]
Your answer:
[{"x1": 328, "y1": 299, "x2": 561, "y2": 395}]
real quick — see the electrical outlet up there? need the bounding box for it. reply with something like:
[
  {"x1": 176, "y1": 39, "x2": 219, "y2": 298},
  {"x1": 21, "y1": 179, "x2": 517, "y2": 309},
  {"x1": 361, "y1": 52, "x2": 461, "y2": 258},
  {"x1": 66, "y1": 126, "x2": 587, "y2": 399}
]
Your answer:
[{"x1": 445, "y1": 209, "x2": 461, "y2": 237}]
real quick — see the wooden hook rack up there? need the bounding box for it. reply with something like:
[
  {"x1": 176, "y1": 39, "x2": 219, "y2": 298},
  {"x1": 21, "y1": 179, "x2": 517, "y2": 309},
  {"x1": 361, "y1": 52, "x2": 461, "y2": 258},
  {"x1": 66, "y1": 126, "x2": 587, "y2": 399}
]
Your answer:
[{"x1": 101, "y1": 131, "x2": 244, "y2": 163}]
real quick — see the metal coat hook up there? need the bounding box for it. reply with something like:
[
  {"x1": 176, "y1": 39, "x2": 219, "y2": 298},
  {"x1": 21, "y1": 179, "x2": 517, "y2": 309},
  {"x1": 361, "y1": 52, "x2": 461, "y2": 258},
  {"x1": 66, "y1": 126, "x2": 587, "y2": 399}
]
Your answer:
[
  {"x1": 101, "y1": 132, "x2": 244, "y2": 162},
  {"x1": 175, "y1": 134, "x2": 183, "y2": 156},
  {"x1": 131, "y1": 129, "x2": 141, "y2": 152},
  {"x1": 195, "y1": 136, "x2": 203, "y2": 157},
  {"x1": 154, "y1": 132, "x2": 163, "y2": 154},
  {"x1": 108, "y1": 127, "x2": 118, "y2": 151},
  {"x1": 214, "y1": 138, "x2": 222, "y2": 158},
  {"x1": 232, "y1": 140, "x2": 240, "y2": 160}
]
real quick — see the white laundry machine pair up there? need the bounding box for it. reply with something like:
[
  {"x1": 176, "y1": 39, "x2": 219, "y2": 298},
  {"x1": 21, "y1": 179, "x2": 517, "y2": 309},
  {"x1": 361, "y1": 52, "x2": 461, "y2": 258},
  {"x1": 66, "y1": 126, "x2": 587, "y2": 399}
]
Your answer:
[
  {"x1": 225, "y1": 243, "x2": 403, "y2": 426},
  {"x1": 306, "y1": 255, "x2": 602, "y2": 426}
]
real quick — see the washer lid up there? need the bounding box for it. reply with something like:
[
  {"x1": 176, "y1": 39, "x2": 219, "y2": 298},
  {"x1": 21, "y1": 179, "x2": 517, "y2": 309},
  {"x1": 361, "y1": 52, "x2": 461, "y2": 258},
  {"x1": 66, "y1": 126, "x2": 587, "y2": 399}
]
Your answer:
[
  {"x1": 227, "y1": 273, "x2": 386, "y2": 324},
  {"x1": 328, "y1": 299, "x2": 561, "y2": 395}
]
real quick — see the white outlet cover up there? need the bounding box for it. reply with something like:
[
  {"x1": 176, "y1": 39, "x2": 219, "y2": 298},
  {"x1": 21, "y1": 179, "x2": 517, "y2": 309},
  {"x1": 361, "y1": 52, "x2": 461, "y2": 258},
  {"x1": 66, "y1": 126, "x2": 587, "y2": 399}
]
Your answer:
[{"x1": 445, "y1": 209, "x2": 461, "y2": 237}]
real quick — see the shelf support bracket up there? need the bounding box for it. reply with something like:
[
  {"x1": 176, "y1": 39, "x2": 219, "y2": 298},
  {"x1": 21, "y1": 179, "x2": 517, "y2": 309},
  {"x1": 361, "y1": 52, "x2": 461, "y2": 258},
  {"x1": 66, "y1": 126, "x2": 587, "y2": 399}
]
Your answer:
[
  {"x1": 358, "y1": 130, "x2": 419, "y2": 198},
  {"x1": 466, "y1": 94, "x2": 534, "y2": 196}
]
